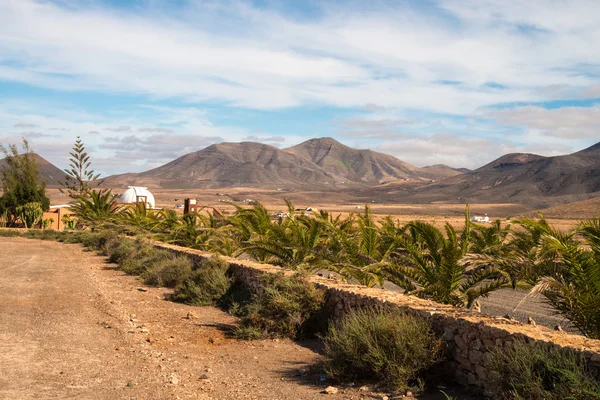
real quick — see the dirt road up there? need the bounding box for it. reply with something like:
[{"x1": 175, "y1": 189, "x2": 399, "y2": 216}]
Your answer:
[{"x1": 0, "y1": 237, "x2": 370, "y2": 400}]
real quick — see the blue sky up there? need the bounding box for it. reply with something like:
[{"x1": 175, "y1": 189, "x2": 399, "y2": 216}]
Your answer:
[{"x1": 1, "y1": 0, "x2": 600, "y2": 175}]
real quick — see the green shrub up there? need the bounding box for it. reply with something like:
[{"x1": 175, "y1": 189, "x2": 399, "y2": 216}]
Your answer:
[
  {"x1": 107, "y1": 239, "x2": 138, "y2": 264},
  {"x1": 233, "y1": 273, "x2": 325, "y2": 340},
  {"x1": 0, "y1": 229, "x2": 21, "y2": 237},
  {"x1": 119, "y1": 244, "x2": 170, "y2": 275},
  {"x1": 321, "y1": 308, "x2": 443, "y2": 391},
  {"x1": 71, "y1": 231, "x2": 117, "y2": 250},
  {"x1": 23, "y1": 229, "x2": 64, "y2": 241},
  {"x1": 171, "y1": 257, "x2": 232, "y2": 306},
  {"x1": 142, "y1": 255, "x2": 193, "y2": 288},
  {"x1": 489, "y1": 339, "x2": 600, "y2": 400}
]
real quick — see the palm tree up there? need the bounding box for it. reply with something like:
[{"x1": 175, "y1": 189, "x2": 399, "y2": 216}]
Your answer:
[
  {"x1": 317, "y1": 206, "x2": 400, "y2": 287},
  {"x1": 383, "y1": 210, "x2": 509, "y2": 308},
  {"x1": 118, "y1": 201, "x2": 163, "y2": 233},
  {"x1": 240, "y1": 200, "x2": 326, "y2": 268},
  {"x1": 69, "y1": 189, "x2": 120, "y2": 231},
  {"x1": 527, "y1": 219, "x2": 600, "y2": 338}
]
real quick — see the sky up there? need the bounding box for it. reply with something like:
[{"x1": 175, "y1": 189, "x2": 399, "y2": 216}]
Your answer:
[{"x1": 1, "y1": 0, "x2": 600, "y2": 176}]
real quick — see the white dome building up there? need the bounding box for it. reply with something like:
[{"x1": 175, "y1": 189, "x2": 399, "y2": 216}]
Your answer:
[{"x1": 119, "y1": 186, "x2": 156, "y2": 209}]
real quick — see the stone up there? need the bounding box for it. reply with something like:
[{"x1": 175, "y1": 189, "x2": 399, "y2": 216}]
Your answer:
[
  {"x1": 443, "y1": 328, "x2": 455, "y2": 341},
  {"x1": 199, "y1": 374, "x2": 209, "y2": 380},
  {"x1": 169, "y1": 373, "x2": 179, "y2": 385},
  {"x1": 322, "y1": 386, "x2": 338, "y2": 394},
  {"x1": 470, "y1": 338, "x2": 482, "y2": 351},
  {"x1": 358, "y1": 386, "x2": 369, "y2": 391},
  {"x1": 469, "y1": 349, "x2": 484, "y2": 365},
  {"x1": 467, "y1": 372, "x2": 477, "y2": 386},
  {"x1": 527, "y1": 317, "x2": 536, "y2": 326},
  {"x1": 137, "y1": 287, "x2": 148, "y2": 292},
  {"x1": 186, "y1": 311, "x2": 196, "y2": 319}
]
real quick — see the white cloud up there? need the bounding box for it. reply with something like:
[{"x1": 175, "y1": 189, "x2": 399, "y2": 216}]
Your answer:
[
  {"x1": 486, "y1": 105, "x2": 600, "y2": 138},
  {"x1": 375, "y1": 132, "x2": 575, "y2": 169},
  {"x1": 1, "y1": 0, "x2": 599, "y2": 113}
]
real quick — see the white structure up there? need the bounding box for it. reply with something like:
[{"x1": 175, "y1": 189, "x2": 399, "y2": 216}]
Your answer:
[
  {"x1": 119, "y1": 186, "x2": 156, "y2": 209},
  {"x1": 471, "y1": 215, "x2": 490, "y2": 223}
]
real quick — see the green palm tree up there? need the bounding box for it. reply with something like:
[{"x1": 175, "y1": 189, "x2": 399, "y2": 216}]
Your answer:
[
  {"x1": 528, "y1": 219, "x2": 600, "y2": 338},
  {"x1": 118, "y1": 201, "x2": 163, "y2": 233},
  {"x1": 69, "y1": 189, "x2": 120, "y2": 231},
  {"x1": 384, "y1": 210, "x2": 508, "y2": 307},
  {"x1": 318, "y1": 206, "x2": 399, "y2": 287}
]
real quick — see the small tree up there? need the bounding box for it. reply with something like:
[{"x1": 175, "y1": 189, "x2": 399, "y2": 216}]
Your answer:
[
  {"x1": 59, "y1": 136, "x2": 103, "y2": 199},
  {"x1": 0, "y1": 139, "x2": 50, "y2": 226}
]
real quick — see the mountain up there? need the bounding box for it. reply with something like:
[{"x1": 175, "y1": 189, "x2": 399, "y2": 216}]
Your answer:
[
  {"x1": 107, "y1": 142, "x2": 335, "y2": 189},
  {"x1": 0, "y1": 153, "x2": 65, "y2": 187},
  {"x1": 418, "y1": 164, "x2": 470, "y2": 180},
  {"x1": 411, "y1": 142, "x2": 600, "y2": 206},
  {"x1": 286, "y1": 137, "x2": 425, "y2": 184},
  {"x1": 106, "y1": 138, "x2": 464, "y2": 189}
]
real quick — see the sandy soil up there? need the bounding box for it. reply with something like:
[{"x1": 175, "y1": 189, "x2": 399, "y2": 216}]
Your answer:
[{"x1": 0, "y1": 237, "x2": 470, "y2": 400}]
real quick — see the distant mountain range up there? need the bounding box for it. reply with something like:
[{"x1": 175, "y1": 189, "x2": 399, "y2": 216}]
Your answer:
[
  {"x1": 408, "y1": 141, "x2": 600, "y2": 207},
  {"x1": 4, "y1": 137, "x2": 600, "y2": 208},
  {"x1": 0, "y1": 153, "x2": 66, "y2": 187},
  {"x1": 104, "y1": 138, "x2": 466, "y2": 189}
]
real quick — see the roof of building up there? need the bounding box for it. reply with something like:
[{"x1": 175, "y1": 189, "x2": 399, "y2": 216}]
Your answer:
[{"x1": 119, "y1": 186, "x2": 156, "y2": 208}]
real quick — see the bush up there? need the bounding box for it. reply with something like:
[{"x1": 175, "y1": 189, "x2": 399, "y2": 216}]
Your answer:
[
  {"x1": 233, "y1": 273, "x2": 325, "y2": 340},
  {"x1": 72, "y1": 230, "x2": 117, "y2": 250},
  {"x1": 107, "y1": 239, "x2": 138, "y2": 264},
  {"x1": 321, "y1": 308, "x2": 443, "y2": 391},
  {"x1": 0, "y1": 229, "x2": 21, "y2": 237},
  {"x1": 23, "y1": 229, "x2": 65, "y2": 241},
  {"x1": 119, "y1": 244, "x2": 170, "y2": 276},
  {"x1": 489, "y1": 339, "x2": 600, "y2": 399},
  {"x1": 171, "y1": 257, "x2": 232, "y2": 306},
  {"x1": 142, "y1": 255, "x2": 193, "y2": 288}
]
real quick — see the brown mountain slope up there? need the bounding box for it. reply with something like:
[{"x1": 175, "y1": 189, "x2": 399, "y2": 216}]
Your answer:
[
  {"x1": 418, "y1": 164, "x2": 469, "y2": 180},
  {"x1": 411, "y1": 142, "x2": 600, "y2": 207},
  {"x1": 107, "y1": 142, "x2": 335, "y2": 189},
  {"x1": 285, "y1": 137, "x2": 424, "y2": 184},
  {"x1": 0, "y1": 153, "x2": 66, "y2": 187}
]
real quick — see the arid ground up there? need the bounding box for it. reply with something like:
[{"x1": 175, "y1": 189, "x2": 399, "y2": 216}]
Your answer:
[{"x1": 1, "y1": 237, "x2": 476, "y2": 400}]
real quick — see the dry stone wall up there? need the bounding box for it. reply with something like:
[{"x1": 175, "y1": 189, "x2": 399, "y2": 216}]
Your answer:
[{"x1": 155, "y1": 241, "x2": 600, "y2": 396}]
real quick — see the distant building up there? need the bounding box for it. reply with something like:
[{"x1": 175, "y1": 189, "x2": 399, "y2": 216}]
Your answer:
[
  {"x1": 471, "y1": 214, "x2": 490, "y2": 223},
  {"x1": 119, "y1": 186, "x2": 156, "y2": 209}
]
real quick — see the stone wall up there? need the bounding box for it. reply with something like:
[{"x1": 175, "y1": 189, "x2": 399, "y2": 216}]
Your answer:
[{"x1": 155, "y1": 241, "x2": 600, "y2": 396}]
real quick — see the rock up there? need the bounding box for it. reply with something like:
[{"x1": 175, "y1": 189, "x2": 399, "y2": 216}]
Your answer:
[
  {"x1": 199, "y1": 374, "x2": 209, "y2": 380},
  {"x1": 146, "y1": 336, "x2": 154, "y2": 343},
  {"x1": 137, "y1": 287, "x2": 148, "y2": 292},
  {"x1": 169, "y1": 373, "x2": 179, "y2": 385},
  {"x1": 527, "y1": 317, "x2": 536, "y2": 326},
  {"x1": 406, "y1": 391, "x2": 413, "y2": 397},
  {"x1": 205, "y1": 368, "x2": 213, "y2": 373},
  {"x1": 359, "y1": 385, "x2": 369, "y2": 391},
  {"x1": 381, "y1": 396, "x2": 389, "y2": 400},
  {"x1": 322, "y1": 386, "x2": 338, "y2": 395},
  {"x1": 554, "y1": 324, "x2": 563, "y2": 332},
  {"x1": 186, "y1": 311, "x2": 195, "y2": 319}
]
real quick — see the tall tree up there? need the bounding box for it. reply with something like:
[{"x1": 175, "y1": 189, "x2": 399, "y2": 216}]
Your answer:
[
  {"x1": 0, "y1": 139, "x2": 50, "y2": 226},
  {"x1": 59, "y1": 136, "x2": 103, "y2": 199}
]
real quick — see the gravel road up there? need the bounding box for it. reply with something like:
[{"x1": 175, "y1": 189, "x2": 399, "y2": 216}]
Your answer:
[{"x1": 0, "y1": 237, "x2": 472, "y2": 400}]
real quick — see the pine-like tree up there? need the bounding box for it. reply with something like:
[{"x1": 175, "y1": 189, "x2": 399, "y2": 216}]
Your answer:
[{"x1": 59, "y1": 136, "x2": 103, "y2": 199}]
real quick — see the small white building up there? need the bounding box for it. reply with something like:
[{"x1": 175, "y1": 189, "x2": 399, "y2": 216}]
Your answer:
[
  {"x1": 471, "y1": 214, "x2": 490, "y2": 223},
  {"x1": 119, "y1": 186, "x2": 156, "y2": 209}
]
